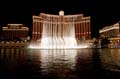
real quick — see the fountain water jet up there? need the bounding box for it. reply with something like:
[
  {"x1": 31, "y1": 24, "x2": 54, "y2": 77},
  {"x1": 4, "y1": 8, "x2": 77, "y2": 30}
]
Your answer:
[
  {"x1": 28, "y1": 20, "x2": 78, "y2": 49},
  {"x1": 39, "y1": 20, "x2": 77, "y2": 49},
  {"x1": 28, "y1": 11, "x2": 91, "y2": 49}
]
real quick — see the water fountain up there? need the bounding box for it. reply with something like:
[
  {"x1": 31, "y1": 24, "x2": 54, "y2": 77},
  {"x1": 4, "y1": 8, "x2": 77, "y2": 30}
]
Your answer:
[
  {"x1": 28, "y1": 11, "x2": 90, "y2": 49},
  {"x1": 29, "y1": 22, "x2": 77, "y2": 49},
  {"x1": 40, "y1": 19, "x2": 77, "y2": 49}
]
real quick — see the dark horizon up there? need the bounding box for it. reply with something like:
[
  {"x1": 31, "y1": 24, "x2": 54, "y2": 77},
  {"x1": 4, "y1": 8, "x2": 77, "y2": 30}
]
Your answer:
[{"x1": 0, "y1": 0, "x2": 120, "y2": 38}]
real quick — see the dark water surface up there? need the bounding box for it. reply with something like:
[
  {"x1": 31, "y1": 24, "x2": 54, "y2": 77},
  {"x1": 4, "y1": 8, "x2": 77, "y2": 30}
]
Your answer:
[{"x1": 0, "y1": 48, "x2": 120, "y2": 79}]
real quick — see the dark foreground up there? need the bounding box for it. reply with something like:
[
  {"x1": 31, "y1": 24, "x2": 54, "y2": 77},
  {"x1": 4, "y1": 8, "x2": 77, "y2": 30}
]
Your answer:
[{"x1": 0, "y1": 48, "x2": 120, "y2": 79}]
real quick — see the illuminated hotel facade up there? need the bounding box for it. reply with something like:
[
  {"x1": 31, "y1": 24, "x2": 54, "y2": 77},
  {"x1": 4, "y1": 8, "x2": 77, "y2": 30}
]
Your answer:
[
  {"x1": 99, "y1": 22, "x2": 120, "y2": 37},
  {"x1": 32, "y1": 11, "x2": 91, "y2": 41},
  {"x1": 1, "y1": 24, "x2": 29, "y2": 41},
  {"x1": 99, "y1": 22, "x2": 120, "y2": 48}
]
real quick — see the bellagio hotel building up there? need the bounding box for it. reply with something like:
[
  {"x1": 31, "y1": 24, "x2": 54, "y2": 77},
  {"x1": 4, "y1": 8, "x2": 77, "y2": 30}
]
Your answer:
[{"x1": 32, "y1": 11, "x2": 91, "y2": 41}]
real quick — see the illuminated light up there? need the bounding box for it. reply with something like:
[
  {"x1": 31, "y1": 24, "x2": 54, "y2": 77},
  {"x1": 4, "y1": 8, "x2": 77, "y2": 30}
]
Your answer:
[
  {"x1": 99, "y1": 27, "x2": 119, "y2": 33},
  {"x1": 99, "y1": 23, "x2": 119, "y2": 33},
  {"x1": 28, "y1": 42, "x2": 90, "y2": 49},
  {"x1": 78, "y1": 45, "x2": 89, "y2": 48},
  {"x1": 59, "y1": 10, "x2": 64, "y2": 16},
  {"x1": 7, "y1": 24, "x2": 23, "y2": 26},
  {"x1": 28, "y1": 38, "x2": 78, "y2": 49}
]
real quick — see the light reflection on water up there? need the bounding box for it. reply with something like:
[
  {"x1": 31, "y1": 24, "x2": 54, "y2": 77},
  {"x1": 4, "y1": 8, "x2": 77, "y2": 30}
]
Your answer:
[
  {"x1": 0, "y1": 48, "x2": 120, "y2": 79},
  {"x1": 40, "y1": 50, "x2": 77, "y2": 71},
  {"x1": 27, "y1": 49, "x2": 94, "y2": 79},
  {"x1": 99, "y1": 49, "x2": 120, "y2": 71}
]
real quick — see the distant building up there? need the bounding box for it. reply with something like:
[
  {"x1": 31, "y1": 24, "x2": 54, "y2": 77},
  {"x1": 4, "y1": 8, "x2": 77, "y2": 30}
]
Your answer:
[
  {"x1": 99, "y1": 22, "x2": 120, "y2": 37},
  {"x1": 1, "y1": 24, "x2": 29, "y2": 41},
  {"x1": 99, "y1": 21, "x2": 120, "y2": 48},
  {"x1": 32, "y1": 11, "x2": 91, "y2": 41}
]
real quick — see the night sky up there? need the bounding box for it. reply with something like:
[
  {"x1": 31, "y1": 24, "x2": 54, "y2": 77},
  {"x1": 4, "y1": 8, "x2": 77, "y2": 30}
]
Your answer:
[{"x1": 0, "y1": 0, "x2": 120, "y2": 38}]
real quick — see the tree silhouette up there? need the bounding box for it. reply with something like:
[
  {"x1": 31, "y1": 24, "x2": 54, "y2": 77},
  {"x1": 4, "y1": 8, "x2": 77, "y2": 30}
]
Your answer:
[{"x1": 101, "y1": 37, "x2": 110, "y2": 48}]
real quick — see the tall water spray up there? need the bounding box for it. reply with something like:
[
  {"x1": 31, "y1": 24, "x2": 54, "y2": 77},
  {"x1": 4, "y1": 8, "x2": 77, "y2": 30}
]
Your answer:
[
  {"x1": 28, "y1": 11, "x2": 91, "y2": 49},
  {"x1": 40, "y1": 19, "x2": 77, "y2": 49},
  {"x1": 28, "y1": 11, "x2": 79, "y2": 49}
]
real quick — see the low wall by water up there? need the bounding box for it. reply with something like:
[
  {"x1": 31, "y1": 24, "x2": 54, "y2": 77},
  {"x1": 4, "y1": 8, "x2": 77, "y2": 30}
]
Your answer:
[{"x1": 0, "y1": 42, "x2": 29, "y2": 48}]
